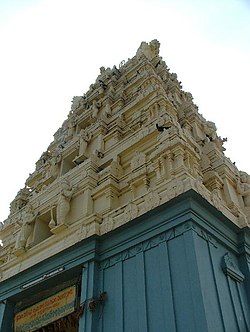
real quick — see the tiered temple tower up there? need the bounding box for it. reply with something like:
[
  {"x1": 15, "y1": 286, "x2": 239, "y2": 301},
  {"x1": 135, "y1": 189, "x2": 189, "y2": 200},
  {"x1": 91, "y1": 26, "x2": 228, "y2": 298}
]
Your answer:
[{"x1": 0, "y1": 40, "x2": 249, "y2": 332}]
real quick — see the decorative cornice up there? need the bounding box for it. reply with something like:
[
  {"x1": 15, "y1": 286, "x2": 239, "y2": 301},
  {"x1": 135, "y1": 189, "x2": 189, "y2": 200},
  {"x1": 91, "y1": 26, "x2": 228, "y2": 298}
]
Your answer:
[{"x1": 221, "y1": 253, "x2": 245, "y2": 283}]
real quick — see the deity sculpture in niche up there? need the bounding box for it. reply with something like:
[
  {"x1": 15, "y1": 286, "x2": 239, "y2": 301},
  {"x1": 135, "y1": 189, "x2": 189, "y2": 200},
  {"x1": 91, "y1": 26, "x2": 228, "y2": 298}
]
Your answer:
[
  {"x1": 103, "y1": 100, "x2": 112, "y2": 118},
  {"x1": 237, "y1": 172, "x2": 250, "y2": 210},
  {"x1": 73, "y1": 129, "x2": 92, "y2": 165},
  {"x1": 56, "y1": 179, "x2": 74, "y2": 227},
  {"x1": 14, "y1": 203, "x2": 37, "y2": 253},
  {"x1": 48, "y1": 148, "x2": 62, "y2": 179},
  {"x1": 91, "y1": 100, "x2": 101, "y2": 119},
  {"x1": 66, "y1": 113, "x2": 77, "y2": 140}
]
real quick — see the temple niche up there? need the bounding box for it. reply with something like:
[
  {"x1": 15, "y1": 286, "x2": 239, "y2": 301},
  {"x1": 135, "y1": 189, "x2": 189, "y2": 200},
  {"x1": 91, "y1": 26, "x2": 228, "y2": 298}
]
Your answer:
[{"x1": 0, "y1": 39, "x2": 249, "y2": 280}]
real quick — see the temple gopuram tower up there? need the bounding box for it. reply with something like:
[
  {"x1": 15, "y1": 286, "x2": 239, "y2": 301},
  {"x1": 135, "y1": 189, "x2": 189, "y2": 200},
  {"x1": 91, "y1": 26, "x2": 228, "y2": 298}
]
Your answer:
[{"x1": 0, "y1": 40, "x2": 249, "y2": 332}]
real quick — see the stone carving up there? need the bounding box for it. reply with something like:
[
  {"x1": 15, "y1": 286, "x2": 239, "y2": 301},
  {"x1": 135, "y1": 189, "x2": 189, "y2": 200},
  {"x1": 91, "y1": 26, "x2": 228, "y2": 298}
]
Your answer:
[
  {"x1": 103, "y1": 100, "x2": 112, "y2": 118},
  {"x1": 96, "y1": 66, "x2": 112, "y2": 84},
  {"x1": 48, "y1": 207, "x2": 56, "y2": 229},
  {"x1": 71, "y1": 96, "x2": 86, "y2": 113},
  {"x1": 91, "y1": 100, "x2": 101, "y2": 119},
  {"x1": 156, "y1": 59, "x2": 168, "y2": 78},
  {"x1": 237, "y1": 172, "x2": 250, "y2": 209},
  {"x1": 110, "y1": 159, "x2": 123, "y2": 178},
  {"x1": 174, "y1": 179, "x2": 185, "y2": 197},
  {"x1": 35, "y1": 150, "x2": 50, "y2": 171},
  {"x1": 14, "y1": 204, "x2": 37, "y2": 253},
  {"x1": 211, "y1": 191, "x2": 222, "y2": 210},
  {"x1": 100, "y1": 217, "x2": 114, "y2": 234},
  {"x1": 56, "y1": 179, "x2": 74, "y2": 227},
  {"x1": 136, "y1": 39, "x2": 160, "y2": 61},
  {"x1": 204, "y1": 121, "x2": 217, "y2": 142},
  {"x1": 9, "y1": 187, "x2": 30, "y2": 215},
  {"x1": 167, "y1": 73, "x2": 181, "y2": 95},
  {"x1": 200, "y1": 152, "x2": 211, "y2": 172},
  {"x1": 131, "y1": 152, "x2": 146, "y2": 170},
  {"x1": 48, "y1": 149, "x2": 62, "y2": 179},
  {"x1": 221, "y1": 253, "x2": 245, "y2": 282},
  {"x1": 214, "y1": 137, "x2": 227, "y2": 152},
  {"x1": 143, "y1": 191, "x2": 161, "y2": 213},
  {"x1": 123, "y1": 203, "x2": 138, "y2": 222},
  {"x1": 67, "y1": 113, "x2": 77, "y2": 139},
  {"x1": 74, "y1": 129, "x2": 92, "y2": 164}
]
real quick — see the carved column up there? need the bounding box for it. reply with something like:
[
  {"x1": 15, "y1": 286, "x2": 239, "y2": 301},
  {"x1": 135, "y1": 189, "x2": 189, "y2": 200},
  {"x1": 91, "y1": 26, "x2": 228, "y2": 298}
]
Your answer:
[
  {"x1": 184, "y1": 151, "x2": 192, "y2": 173},
  {"x1": 154, "y1": 159, "x2": 162, "y2": 181},
  {"x1": 222, "y1": 176, "x2": 239, "y2": 210},
  {"x1": 172, "y1": 146, "x2": 185, "y2": 175},
  {"x1": 203, "y1": 171, "x2": 223, "y2": 200},
  {"x1": 82, "y1": 156, "x2": 99, "y2": 218},
  {"x1": 83, "y1": 186, "x2": 94, "y2": 217},
  {"x1": 164, "y1": 151, "x2": 173, "y2": 179}
]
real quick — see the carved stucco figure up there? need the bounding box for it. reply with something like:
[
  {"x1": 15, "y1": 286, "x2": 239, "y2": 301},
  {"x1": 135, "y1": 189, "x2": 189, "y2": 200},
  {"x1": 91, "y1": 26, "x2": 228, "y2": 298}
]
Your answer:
[
  {"x1": 131, "y1": 151, "x2": 146, "y2": 170},
  {"x1": 14, "y1": 204, "x2": 37, "y2": 251},
  {"x1": 103, "y1": 100, "x2": 112, "y2": 118},
  {"x1": 214, "y1": 137, "x2": 227, "y2": 152},
  {"x1": 204, "y1": 121, "x2": 217, "y2": 141},
  {"x1": 49, "y1": 149, "x2": 62, "y2": 179},
  {"x1": 124, "y1": 202, "x2": 138, "y2": 222},
  {"x1": 79, "y1": 129, "x2": 92, "y2": 156},
  {"x1": 67, "y1": 114, "x2": 77, "y2": 139},
  {"x1": 10, "y1": 187, "x2": 30, "y2": 215},
  {"x1": 71, "y1": 96, "x2": 88, "y2": 114},
  {"x1": 91, "y1": 100, "x2": 100, "y2": 119},
  {"x1": 56, "y1": 179, "x2": 74, "y2": 226},
  {"x1": 136, "y1": 39, "x2": 160, "y2": 61},
  {"x1": 73, "y1": 129, "x2": 93, "y2": 165},
  {"x1": 237, "y1": 172, "x2": 250, "y2": 209},
  {"x1": 109, "y1": 159, "x2": 123, "y2": 178},
  {"x1": 143, "y1": 191, "x2": 160, "y2": 213}
]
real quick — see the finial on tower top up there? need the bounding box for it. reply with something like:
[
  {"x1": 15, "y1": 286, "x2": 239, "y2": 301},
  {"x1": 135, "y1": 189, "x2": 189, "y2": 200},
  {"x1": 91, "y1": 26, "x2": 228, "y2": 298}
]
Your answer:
[{"x1": 136, "y1": 39, "x2": 160, "y2": 61}]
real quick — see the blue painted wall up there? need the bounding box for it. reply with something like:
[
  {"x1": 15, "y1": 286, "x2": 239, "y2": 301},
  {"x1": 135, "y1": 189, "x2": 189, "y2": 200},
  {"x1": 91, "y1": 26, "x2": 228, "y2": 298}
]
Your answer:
[{"x1": 0, "y1": 190, "x2": 249, "y2": 332}]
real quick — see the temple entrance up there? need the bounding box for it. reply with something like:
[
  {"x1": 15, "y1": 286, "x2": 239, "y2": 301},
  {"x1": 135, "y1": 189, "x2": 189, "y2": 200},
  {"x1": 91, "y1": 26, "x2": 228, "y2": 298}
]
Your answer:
[
  {"x1": 14, "y1": 285, "x2": 81, "y2": 332},
  {"x1": 35, "y1": 311, "x2": 79, "y2": 332}
]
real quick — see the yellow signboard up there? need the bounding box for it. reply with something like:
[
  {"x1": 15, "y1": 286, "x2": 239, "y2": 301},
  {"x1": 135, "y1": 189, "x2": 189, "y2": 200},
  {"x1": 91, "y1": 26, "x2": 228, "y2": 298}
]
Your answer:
[{"x1": 14, "y1": 286, "x2": 76, "y2": 332}]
